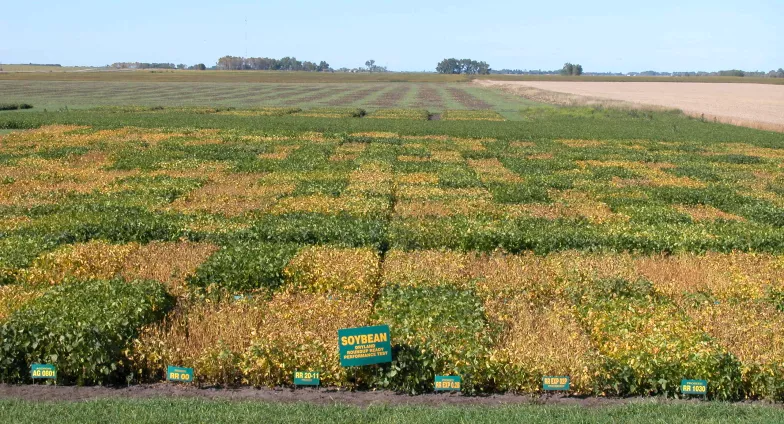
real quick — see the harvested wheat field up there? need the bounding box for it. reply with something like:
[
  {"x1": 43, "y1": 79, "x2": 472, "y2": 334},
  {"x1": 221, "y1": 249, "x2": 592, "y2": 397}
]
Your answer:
[{"x1": 479, "y1": 80, "x2": 784, "y2": 132}]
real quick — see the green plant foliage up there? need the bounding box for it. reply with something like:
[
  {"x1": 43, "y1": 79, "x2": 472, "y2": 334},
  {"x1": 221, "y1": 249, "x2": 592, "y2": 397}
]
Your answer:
[
  {"x1": 188, "y1": 241, "x2": 300, "y2": 293},
  {"x1": 243, "y1": 213, "x2": 388, "y2": 248},
  {"x1": 437, "y1": 165, "x2": 482, "y2": 189},
  {"x1": 292, "y1": 179, "x2": 348, "y2": 197},
  {"x1": 768, "y1": 289, "x2": 784, "y2": 312},
  {"x1": 0, "y1": 103, "x2": 33, "y2": 111},
  {"x1": 370, "y1": 285, "x2": 496, "y2": 394},
  {"x1": 567, "y1": 278, "x2": 743, "y2": 400},
  {"x1": 488, "y1": 183, "x2": 550, "y2": 204},
  {"x1": 0, "y1": 278, "x2": 173, "y2": 384},
  {"x1": 367, "y1": 109, "x2": 430, "y2": 120},
  {"x1": 0, "y1": 236, "x2": 58, "y2": 285},
  {"x1": 35, "y1": 146, "x2": 91, "y2": 160},
  {"x1": 107, "y1": 175, "x2": 205, "y2": 206},
  {"x1": 20, "y1": 206, "x2": 185, "y2": 244}
]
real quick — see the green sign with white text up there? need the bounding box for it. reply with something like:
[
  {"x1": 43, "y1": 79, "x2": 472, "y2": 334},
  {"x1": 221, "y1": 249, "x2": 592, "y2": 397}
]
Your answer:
[
  {"x1": 543, "y1": 376, "x2": 570, "y2": 391},
  {"x1": 294, "y1": 370, "x2": 320, "y2": 386},
  {"x1": 31, "y1": 363, "x2": 56, "y2": 379},
  {"x1": 434, "y1": 375, "x2": 462, "y2": 391},
  {"x1": 338, "y1": 324, "x2": 392, "y2": 367},
  {"x1": 681, "y1": 379, "x2": 707, "y2": 395},
  {"x1": 167, "y1": 365, "x2": 194, "y2": 383}
]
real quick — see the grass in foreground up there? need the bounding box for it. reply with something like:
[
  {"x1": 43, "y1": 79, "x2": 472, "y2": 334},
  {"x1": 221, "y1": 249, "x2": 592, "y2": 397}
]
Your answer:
[{"x1": 0, "y1": 398, "x2": 781, "y2": 424}]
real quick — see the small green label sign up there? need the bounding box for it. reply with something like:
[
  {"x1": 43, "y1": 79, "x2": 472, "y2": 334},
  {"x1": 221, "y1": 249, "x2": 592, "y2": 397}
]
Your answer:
[
  {"x1": 338, "y1": 324, "x2": 392, "y2": 367},
  {"x1": 543, "y1": 376, "x2": 570, "y2": 391},
  {"x1": 167, "y1": 365, "x2": 194, "y2": 382},
  {"x1": 434, "y1": 375, "x2": 462, "y2": 391},
  {"x1": 31, "y1": 363, "x2": 56, "y2": 379},
  {"x1": 294, "y1": 370, "x2": 320, "y2": 386},
  {"x1": 681, "y1": 379, "x2": 707, "y2": 395}
]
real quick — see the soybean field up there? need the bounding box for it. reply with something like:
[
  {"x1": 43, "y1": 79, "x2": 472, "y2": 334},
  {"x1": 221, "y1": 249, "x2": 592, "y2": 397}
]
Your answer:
[{"x1": 1, "y1": 96, "x2": 784, "y2": 402}]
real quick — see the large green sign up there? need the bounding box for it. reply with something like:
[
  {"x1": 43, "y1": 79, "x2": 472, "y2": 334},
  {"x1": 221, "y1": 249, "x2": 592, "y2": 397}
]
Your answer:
[
  {"x1": 681, "y1": 379, "x2": 707, "y2": 395},
  {"x1": 338, "y1": 324, "x2": 392, "y2": 367},
  {"x1": 543, "y1": 376, "x2": 570, "y2": 391},
  {"x1": 294, "y1": 370, "x2": 320, "y2": 386},
  {"x1": 166, "y1": 365, "x2": 194, "y2": 383},
  {"x1": 434, "y1": 375, "x2": 462, "y2": 391},
  {"x1": 31, "y1": 363, "x2": 56, "y2": 380}
]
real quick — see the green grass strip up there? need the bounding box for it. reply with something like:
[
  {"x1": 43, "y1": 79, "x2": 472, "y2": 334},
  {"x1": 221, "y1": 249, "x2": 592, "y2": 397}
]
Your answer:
[{"x1": 0, "y1": 398, "x2": 781, "y2": 424}]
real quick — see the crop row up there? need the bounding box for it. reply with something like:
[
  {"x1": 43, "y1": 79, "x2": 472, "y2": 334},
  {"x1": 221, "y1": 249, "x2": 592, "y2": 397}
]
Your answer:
[
  {"x1": 90, "y1": 106, "x2": 476, "y2": 121},
  {"x1": 2, "y1": 246, "x2": 784, "y2": 398}
]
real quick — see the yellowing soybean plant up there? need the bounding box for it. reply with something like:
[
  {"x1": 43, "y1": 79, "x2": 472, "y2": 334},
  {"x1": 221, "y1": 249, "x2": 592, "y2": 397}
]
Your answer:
[{"x1": 1, "y1": 93, "x2": 784, "y2": 401}]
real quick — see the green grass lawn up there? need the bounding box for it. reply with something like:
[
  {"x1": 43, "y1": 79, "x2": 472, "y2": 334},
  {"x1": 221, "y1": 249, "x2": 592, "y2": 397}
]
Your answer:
[{"x1": 0, "y1": 398, "x2": 781, "y2": 423}]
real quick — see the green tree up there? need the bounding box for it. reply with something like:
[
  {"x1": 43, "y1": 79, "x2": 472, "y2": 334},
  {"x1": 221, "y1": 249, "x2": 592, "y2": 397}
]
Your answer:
[
  {"x1": 561, "y1": 63, "x2": 583, "y2": 76},
  {"x1": 436, "y1": 58, "x2": 490, "y2": 74}
]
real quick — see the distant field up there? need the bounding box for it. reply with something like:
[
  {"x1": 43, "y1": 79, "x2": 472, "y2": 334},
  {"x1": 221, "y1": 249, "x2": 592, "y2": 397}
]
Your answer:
[
  {"x1": 0, "y1": 81, "x2": 539, "y2": 115},
  {"x1": 0, "y1": 70, "x2": 469, "y2": 83},
  {"x1": 482, "y1": 80, "x2": 784, "y2": 132},
  {"x1": 2, "y1": 69, "x2": 782, "y2": 84},
  {"x1": 476, "y1": 74, "x2": 784, "y2": 85},
  {"x1": 0, "y1": 65, "x2": 95, "y2": 72}
]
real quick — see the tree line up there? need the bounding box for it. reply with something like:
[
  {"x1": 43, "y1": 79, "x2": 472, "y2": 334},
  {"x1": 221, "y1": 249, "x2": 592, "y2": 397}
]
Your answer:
[
  {"x1": 718, "y1": 69, "x2": 784, "y2": 78},
  {"x1": 216, "y1": 56, "x2": 331, "y2": 72},
  {"x1": 435, "y1": 58, "x2": 491, "y2": 75},
  {"x1": 487, "y1": 62, "x2": 584, "y2": 76}
]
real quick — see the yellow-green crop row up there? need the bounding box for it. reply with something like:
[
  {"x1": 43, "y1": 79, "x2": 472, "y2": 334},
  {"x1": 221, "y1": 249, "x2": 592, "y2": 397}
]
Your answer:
[
  {"x1": 366, "y1": 109, "x2": 430, "y2": 120},
  {"x1": 441, "y1": 110, "x2": 505, "y2": 121}
]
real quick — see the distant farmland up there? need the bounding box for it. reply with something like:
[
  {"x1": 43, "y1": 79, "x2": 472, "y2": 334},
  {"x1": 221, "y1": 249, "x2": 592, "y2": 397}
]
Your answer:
[
  {"x1": 480, "y1": 80, "x2": 784, "y2": 132},
  {"x1": 0, "y1": 80, "x2": 538, "y2": 115}
]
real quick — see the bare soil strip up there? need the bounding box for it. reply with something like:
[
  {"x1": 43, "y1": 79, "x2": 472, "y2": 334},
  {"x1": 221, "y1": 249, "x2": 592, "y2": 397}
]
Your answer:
[
  {"x1": 326, "y1": 85, "x2": 387, "y2": 106},
  {"x1": 477, "y1": 80, "x2": 784, "y2": 132},
  {"x1": 414, "y1": 84, "x2": 446, "y2": 108},
  {"x1": 368, "y1": 85, "x2": 412, "y2": 107},
  {"x1": 446, "y1": 87, "x2": 492, "y2": 109},
  {"x1": 282, "y1": 87, "x2": 348, "y2": 106}
]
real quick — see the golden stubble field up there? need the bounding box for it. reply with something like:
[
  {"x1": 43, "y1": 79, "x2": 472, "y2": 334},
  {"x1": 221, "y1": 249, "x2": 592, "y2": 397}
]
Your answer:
[{"x1": 479, "y1": 80, "x2": 784, "y2": 132}]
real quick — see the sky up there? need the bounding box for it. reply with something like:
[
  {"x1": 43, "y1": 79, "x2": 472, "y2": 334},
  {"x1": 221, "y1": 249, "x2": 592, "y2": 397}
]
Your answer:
[{"x1": 1, "y1": 0, "x2": 781, "y2": 72}]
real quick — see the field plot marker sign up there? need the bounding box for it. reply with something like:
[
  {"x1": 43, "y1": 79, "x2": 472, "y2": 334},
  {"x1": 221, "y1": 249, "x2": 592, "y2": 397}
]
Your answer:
[
  {"x1": 167, "y1": 365, "x2": 194, "y2": 383},
  {"x1": 543, "y1": 376, "x2": 570, "y2": 391},
  {"x1": 31, "y1": 363, "x2": 56, "y2": 380},
  {"x1": 294, "y1": 370, "x2": 320, "y2": 387},
  {"x1": 681, "y1": 379, "x2": 707, "y2": 398},
  {"x1": 338, "y1": 324, "x2": 392, "y2": 367},
  {"x1": 434, "y1": 375, "x2": 462, "y2": 392}
]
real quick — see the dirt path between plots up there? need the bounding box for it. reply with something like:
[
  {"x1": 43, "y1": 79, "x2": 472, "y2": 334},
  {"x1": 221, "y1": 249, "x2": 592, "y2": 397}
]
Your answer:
[
  {"x1": 475, "y1": 80, "x2": 784, "y2": 133},
  {"x1": 0, "y1": 384, "x2": 780, "y2": 408}
]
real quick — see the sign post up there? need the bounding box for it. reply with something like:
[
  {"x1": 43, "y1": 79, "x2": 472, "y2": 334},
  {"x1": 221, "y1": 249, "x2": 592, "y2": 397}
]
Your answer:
[
  {"x1": 294, "y1": 371, "x2": 320, "y2": 388},
  {"x1": 31, "y1": 363, "x2": 56, "y2": 382},
  {"x1": 434, "y1": 375, "x2": 462, "y2": 392},
  {"x1": 681, "y1": 379, "x2": 708, "y2": 399},
  {"x1": 338, "y1": 325, "x2": 392, "y2": 367},
  {"x1": 543, "y1": 376, "x2": 570, "y2": 392},
  {"x1": 166, "y1": 365, "x2": 194, "y2": 383}
]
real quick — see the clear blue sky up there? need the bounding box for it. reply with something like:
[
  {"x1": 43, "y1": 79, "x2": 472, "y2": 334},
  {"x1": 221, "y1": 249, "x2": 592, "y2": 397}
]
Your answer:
[{"x1": 1, "y1": 0, "x2": 781, "y2": 72}]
